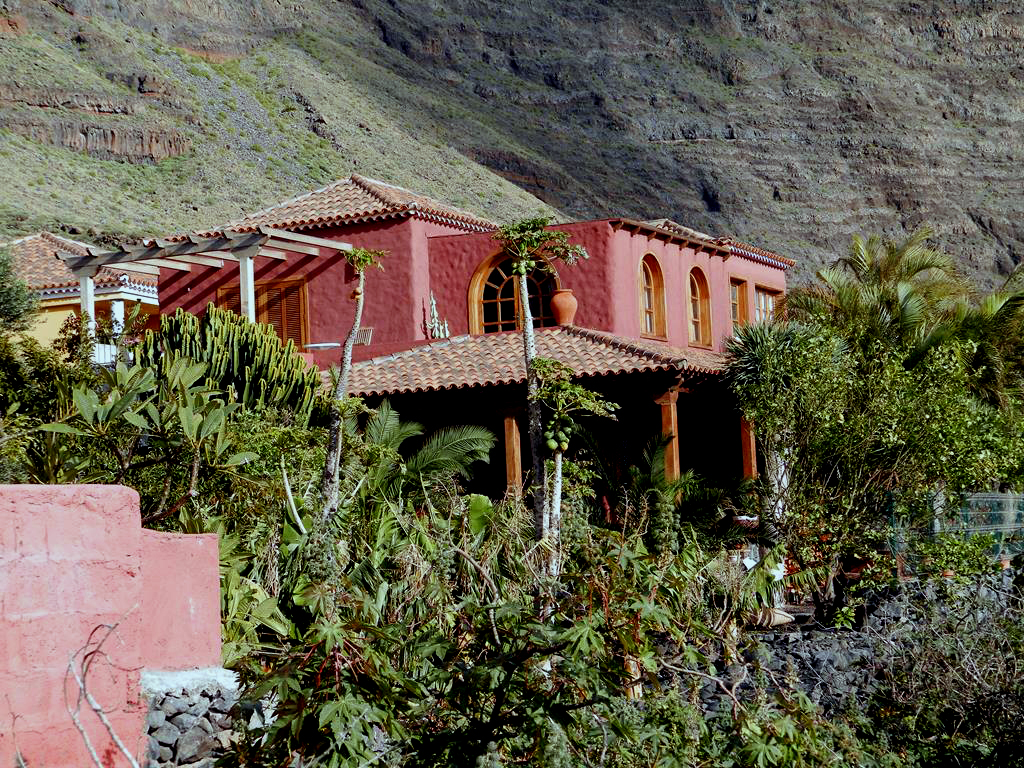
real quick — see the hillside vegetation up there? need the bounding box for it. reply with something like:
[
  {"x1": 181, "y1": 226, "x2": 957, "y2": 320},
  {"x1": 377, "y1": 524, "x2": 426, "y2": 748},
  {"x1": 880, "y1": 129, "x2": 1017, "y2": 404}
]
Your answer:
[{"x1": 2, "y1": 1, "x2": 1024, "y2": 285}]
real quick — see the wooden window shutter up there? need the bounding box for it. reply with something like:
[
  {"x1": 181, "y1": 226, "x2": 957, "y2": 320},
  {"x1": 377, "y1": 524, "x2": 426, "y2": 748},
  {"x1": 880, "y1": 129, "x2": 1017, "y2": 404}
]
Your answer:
[
  {"x1": 281, "y1": 281, "x2": 304, "y2": 346},
  {"x1": 260, "y1": 284, "x2": 285, "y2": 341},
  {"x1": 217, "y1": 285, "x2": 241, "y2": 314},
  {"x1": 258, "y1": 279, "x2": 305, "y2": 346},
  {"x1": 216, "y1": 279, "x2": 305, "y2": 346}
]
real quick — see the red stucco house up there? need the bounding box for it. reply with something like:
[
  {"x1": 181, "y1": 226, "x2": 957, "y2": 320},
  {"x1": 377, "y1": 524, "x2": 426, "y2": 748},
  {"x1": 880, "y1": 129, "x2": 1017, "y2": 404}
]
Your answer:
[{"x1": 63, "y1": 174, "x2": 792, "y2": 495}]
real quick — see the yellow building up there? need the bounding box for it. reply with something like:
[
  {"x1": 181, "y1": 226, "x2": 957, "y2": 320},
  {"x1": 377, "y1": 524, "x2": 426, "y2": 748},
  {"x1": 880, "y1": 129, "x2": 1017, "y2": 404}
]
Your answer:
[{"x1": 3, "y1": 232, "x2": 159, "y2": 346}]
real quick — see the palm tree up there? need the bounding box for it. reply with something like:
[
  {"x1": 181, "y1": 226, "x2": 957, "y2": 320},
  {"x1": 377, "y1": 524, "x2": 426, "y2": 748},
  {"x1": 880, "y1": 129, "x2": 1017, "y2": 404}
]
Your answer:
[
  {"x1": 928, "y1": 291, "x2": 1024, "y2": 408},
  {"x1": 786, "y1": 226, "x2": 966, "y2": 359},
  {"x1": 359, "y1": 400, "x2": 496, "y2": 507}
]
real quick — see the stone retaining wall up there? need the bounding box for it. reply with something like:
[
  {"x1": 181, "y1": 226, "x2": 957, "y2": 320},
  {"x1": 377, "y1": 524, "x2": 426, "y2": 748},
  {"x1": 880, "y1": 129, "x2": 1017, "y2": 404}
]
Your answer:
[
  {"x1": 697, "y1": 570, "x2": 1020, "y2": 716},
  {"x1": 142, "y1": 669, "x2": 239, "y2": 768}
]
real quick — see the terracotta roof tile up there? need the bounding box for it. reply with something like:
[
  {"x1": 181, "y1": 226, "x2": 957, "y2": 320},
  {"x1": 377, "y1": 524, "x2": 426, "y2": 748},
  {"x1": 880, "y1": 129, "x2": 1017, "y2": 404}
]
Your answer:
[
  {"x1": 644, "y1": 218, "x2": 795, "y2": 269},
  {"x1": 346, "y1": 326, "x2": 724, "y2": 396},
  {"x1": 716, "y1": 237, "x2": 796, "y2": 268},
  {"x1": 645, "y1": 218, "x2": 716, "y2": 242},
  {"x1": 211, "y1": 174, "x2": 496, "y2": 236},
  {"x1": 1, "y1": 232, "x2": 158, "y2": 293}
]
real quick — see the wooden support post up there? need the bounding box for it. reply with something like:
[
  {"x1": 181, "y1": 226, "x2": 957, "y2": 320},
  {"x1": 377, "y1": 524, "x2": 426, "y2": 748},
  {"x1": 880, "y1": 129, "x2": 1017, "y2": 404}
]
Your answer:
[
  {"x1": 655, "y1": 389, "x2": 680, "y2": 482},
  {"x1": 740, "y1": 416, "x2": 758, "y2": 479},
  {"x1": 239, "y1": 252, "x2": 256, "y2": 323},
  {"x1": 504, "y1": 413, "x2": 523, "y2": 497},
  {"x1": 76, "y1": 266, "x2": 99, "y2": 339}
]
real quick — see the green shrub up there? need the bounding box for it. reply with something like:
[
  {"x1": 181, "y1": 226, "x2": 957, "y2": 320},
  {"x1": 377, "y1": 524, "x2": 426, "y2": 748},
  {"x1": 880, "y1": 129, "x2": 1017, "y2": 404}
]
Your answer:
[{"x1": 913, "y1": 532, "x2": 999, "y2": 579}]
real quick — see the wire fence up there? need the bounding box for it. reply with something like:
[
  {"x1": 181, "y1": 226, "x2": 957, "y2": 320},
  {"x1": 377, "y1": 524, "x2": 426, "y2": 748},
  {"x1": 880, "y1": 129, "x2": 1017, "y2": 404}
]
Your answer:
[
  {"x1": 892, "y1": 492, "x2": 1024, "y2": 558},
  {"x1": 940, "y1": 492, "x2": 1024, "y2": 555}
]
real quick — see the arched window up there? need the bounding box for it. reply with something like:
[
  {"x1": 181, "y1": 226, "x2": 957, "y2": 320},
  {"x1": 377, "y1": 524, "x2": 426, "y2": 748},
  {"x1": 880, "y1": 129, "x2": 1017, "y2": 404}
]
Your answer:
[
  {"x1": 471, "y1": 256, "x2": 558, "y2": 333},
  {"x1": 638, "y1": 254, "x2": 666, "y2": 338},
  {"x1": 688, "y1": 268, "x2": 712, "y2": 346}
]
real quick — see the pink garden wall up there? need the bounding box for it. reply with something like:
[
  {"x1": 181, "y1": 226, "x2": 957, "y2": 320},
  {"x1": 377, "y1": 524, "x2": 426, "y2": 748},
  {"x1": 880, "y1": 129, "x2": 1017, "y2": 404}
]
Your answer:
[{"x1": 0, "y1": 485, "x2": 220, "y2": 768}]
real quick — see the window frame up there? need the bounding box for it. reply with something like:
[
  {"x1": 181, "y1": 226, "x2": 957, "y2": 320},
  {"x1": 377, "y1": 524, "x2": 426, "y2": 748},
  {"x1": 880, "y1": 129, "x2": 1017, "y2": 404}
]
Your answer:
[
  {"x1": 468, "y1": 252, "x2": 561, "y2": 334},
  {"x1": 729, "y1": 278, "x2": 748, "y2": 332},
  {"x1": 638, "y1": 253, "x2": 667, "y2": 339},
  {"x1": 688, "y1": 267, "x2": 712, "y2": 347},
  {"x1": 216, "y1": 276, "x2": 308, "y2": 347},
  {"x1": 754, "y1": 286, "x2": 780, "y2": 324}
]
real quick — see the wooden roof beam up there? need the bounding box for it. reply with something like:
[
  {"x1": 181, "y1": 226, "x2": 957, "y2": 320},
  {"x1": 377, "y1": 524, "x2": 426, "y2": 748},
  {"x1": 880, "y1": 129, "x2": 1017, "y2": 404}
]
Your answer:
[
  {"x1": 258, "y1": 226, "x2": 353, "y2": 251},
  {"x1": 264, "y1": 239, "x2": 319, "y2": 256}
]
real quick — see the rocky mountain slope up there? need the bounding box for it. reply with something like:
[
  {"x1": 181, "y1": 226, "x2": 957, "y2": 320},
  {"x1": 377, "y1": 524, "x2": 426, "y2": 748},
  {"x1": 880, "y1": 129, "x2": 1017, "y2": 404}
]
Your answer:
[{"x1": 1, "y1": 0, "x2": 1022, "y2": 285}]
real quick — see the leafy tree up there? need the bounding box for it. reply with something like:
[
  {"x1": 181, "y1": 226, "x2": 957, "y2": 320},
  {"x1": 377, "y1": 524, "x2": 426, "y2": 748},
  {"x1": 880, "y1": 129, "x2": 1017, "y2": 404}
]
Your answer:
[
  {"x1": 728, "y1": 320, "x2": 1023, "y2": 619},
  {"x1": 35, "y1": 358, "x2": 255, "y2": 524},
  {"x1": 0, "y1": 245, "x2": 36, "y2": 333},
  {"x1": 733, "y1": 228, "x2": 1024, "y2": 619}
]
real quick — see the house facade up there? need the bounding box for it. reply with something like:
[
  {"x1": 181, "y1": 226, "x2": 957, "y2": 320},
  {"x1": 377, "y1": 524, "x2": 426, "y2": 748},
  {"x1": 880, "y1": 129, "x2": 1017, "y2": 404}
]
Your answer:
[
  {"x1": 61, "y1": 174, "x2": 792, "y2": 496},
  {"x1": 157, "y1": 176, "x2": 790, "y2": 368}
]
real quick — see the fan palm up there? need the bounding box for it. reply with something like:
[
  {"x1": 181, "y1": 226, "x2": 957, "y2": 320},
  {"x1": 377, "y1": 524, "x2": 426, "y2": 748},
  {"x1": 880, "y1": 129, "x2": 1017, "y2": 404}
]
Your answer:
[
  {"x1": 359, "y1": 400, "x2": 495, "y2": 503},
  {"x1": 918, "y1": 291, "x2": 1024, "y2": 408},
  {"x1": 786, "y1": 226, "x2": 966, "y2": 360}
]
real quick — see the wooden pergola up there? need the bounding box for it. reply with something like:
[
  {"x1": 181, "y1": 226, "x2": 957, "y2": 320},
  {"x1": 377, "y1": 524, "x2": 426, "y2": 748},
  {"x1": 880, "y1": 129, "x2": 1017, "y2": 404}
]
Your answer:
[{"x1": 57, "y1": 226, "x2": 352, "y2": 335}]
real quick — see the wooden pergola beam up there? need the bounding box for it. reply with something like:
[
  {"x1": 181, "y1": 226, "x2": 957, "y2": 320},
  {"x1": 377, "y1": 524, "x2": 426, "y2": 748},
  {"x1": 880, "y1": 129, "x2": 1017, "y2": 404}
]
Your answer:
[
  {"x1": 264, "y1": 239, "x2": 320, "y2": 256},
  {"x1": 111, "y1": 262, "x2": 160, "y2": 276},
  {"x1": 191, "y1": 250, "x2": 240, "y2": 262},
  {"x1": 166, "y1": 254, "x2": 225, "y2": 268},
  {"x1": 258, "y1": 226, "x2": 353, "y2": 251},
  {"x1": 257, "y1": 247, "x2": 289, "y2": 260},
  {"x1": 137, "y1": 258, "x2": 191, "y2": 271},
  {"x1": 66, "y1": 232, "x2": 268, "y2": 271}
]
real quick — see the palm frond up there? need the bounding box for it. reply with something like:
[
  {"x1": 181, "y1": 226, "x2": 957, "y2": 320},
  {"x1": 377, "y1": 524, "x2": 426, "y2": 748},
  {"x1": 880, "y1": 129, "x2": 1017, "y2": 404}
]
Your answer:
[
  {"x1": 365, "y1": 400, "x2": 423, "y2": 451},
  {"x1": 406, "y1": 425, "x2": 496, "y2": 479}
]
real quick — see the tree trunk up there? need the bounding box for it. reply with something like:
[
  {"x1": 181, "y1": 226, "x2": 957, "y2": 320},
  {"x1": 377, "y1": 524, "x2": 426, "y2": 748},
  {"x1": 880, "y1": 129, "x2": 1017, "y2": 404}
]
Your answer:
[
  {"x1": 549, "y1": 450, "x2": 563, "y2": 580},
  {"x1": 764, "y1": 445, "x2": 789, "y2": 522},
  {"x1": 518, "y1": 272, "x2": 547, "y2": 544},
  {"x1": 321, "y1": 269, "x2": 366, "y2": 520}
]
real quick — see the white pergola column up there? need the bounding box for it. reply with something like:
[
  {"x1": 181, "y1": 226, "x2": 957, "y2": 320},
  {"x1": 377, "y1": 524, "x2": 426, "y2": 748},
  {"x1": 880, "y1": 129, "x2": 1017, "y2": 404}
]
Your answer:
[
  {"x1": 76, "y1": 266, "x2": 99, "y2": 339},
  {"x1": 110, "y1": 299, "x2": 125, "y2": 338},
  {"x1": 238, "y1": 251, "x2": 256, "y2": 322}
]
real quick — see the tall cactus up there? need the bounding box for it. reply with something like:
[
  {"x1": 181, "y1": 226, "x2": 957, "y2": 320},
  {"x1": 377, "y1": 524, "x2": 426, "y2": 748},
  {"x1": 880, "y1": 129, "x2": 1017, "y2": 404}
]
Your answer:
[{"x1": 136, "y1": 305, "x2": 324, "y2": 426}]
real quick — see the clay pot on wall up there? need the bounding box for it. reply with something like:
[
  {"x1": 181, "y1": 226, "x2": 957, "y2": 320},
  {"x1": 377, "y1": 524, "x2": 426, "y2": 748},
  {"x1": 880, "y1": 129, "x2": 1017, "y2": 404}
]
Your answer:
[{"x1": 551, "y1": 288, "x2": 578, "y2": 325}]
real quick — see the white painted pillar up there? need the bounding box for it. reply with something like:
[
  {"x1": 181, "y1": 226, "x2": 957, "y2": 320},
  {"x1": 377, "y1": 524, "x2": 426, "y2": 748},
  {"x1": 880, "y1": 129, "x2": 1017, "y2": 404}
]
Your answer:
[
  {"x1": 239, "y1": 252, "x2": 256, "y2": 322},
  {"x1": 77, "y1": 267, "x2": 99, "y2": 339},
  {"x1": 110, "y1": 299, "x2": 125, "y2": 338}
]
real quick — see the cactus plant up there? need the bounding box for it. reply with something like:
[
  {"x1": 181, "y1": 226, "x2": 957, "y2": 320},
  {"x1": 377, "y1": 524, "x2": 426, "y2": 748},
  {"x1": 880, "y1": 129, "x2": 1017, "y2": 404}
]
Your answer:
[{"x1": 136, "y1": 305, "x2": 324, "y2": 426}]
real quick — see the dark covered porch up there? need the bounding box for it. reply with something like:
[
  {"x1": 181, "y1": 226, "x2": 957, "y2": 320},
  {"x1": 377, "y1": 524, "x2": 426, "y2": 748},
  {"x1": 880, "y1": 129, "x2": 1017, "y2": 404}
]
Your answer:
[{"x1": 348, "y1": 326, "x2": 756, "y2": 500}]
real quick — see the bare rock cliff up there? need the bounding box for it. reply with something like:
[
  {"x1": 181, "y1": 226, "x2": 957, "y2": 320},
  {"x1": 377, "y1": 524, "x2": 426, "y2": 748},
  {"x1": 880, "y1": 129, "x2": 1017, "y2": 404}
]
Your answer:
[{"x1": 0, "y1": 0, "x2": 1021, "y2": 285}]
